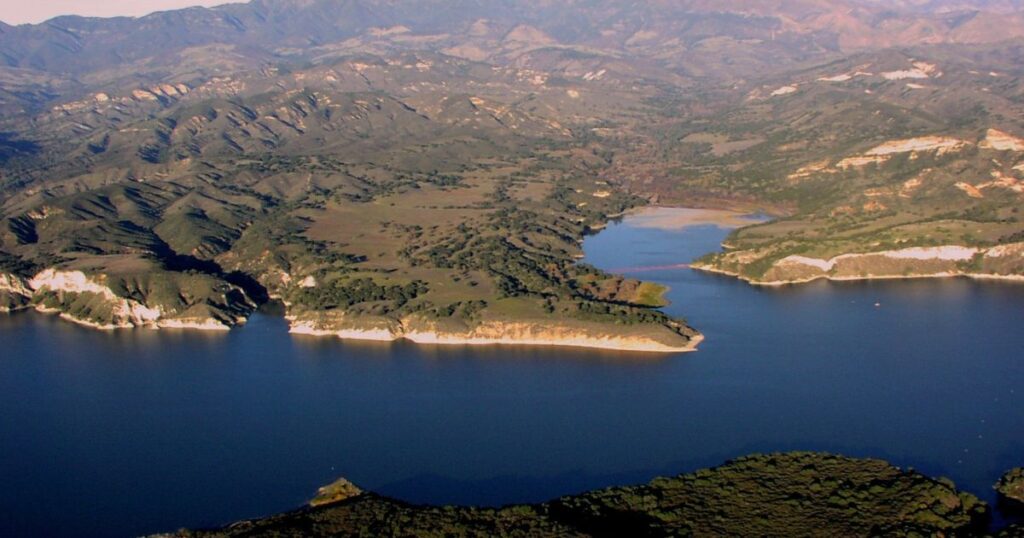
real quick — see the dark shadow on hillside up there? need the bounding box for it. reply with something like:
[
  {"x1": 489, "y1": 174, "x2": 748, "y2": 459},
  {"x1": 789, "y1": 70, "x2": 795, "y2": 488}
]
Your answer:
[
  {"x1": 160, "y1": 251, "x2": 270, "y2": 305},
  {"x1": 997, "y1": 496, "x2": 1024, "y2": 529},
  {"x1": 0, "y1": 132, "x2": 41, "y2": 164},
  {"x1": 372, "y1": 439, "x2": 1021, "y2": 535}
]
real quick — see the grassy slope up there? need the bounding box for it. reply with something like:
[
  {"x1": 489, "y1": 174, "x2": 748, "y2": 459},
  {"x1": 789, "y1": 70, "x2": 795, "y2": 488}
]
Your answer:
[
  {"x1": 613, "y1": 47, "x2": 1024, "y2": 282},
  {"x1": 0, "y1": 54, "x2": 698, "y2": 343}
]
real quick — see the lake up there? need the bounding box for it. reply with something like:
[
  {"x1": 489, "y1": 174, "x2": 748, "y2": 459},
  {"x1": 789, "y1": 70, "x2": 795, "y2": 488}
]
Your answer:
[{"x1": 2, "y1": 207, "x2": 1023, "y2": 537}]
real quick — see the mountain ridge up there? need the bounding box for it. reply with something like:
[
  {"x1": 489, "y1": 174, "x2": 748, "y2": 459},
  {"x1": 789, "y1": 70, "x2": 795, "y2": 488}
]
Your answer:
[{"x1": 4, "y1": 0, "x2": 1024, "y2": 79}]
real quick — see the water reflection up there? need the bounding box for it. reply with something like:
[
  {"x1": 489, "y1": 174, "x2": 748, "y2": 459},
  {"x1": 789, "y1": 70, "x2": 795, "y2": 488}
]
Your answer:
[{"x1": 291, "y1": 332, "x2": 675, "y2": 366}]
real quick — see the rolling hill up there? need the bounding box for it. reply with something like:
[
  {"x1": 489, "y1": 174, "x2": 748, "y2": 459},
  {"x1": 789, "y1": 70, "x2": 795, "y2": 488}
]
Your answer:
[{"x1": 0, "y1": 0, "x2": 1022, "y2": 341}]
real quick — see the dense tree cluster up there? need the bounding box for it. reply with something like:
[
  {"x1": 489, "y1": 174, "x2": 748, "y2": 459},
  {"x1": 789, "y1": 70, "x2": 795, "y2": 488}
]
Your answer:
[
  {"x1": 574, "y1": 299, "x2": 678, "y2": 327},
  {"x1": 290, "y1": 278, "x2": 427, "y2": 311},
  {"x1": 427, "y1": 300, "x2": 488, "y2": 319}
]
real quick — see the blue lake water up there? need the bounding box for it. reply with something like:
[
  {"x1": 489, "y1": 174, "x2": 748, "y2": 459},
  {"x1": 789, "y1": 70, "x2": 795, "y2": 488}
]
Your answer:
[{"x1": 2, "y1": 209, "x2": 1023, "y2": 536}]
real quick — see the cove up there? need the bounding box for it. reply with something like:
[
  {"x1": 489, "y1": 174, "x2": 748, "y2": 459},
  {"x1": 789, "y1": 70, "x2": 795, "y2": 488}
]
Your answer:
[{"x1": 1, "y1": 207, "x2": 1022, "y2": 537}]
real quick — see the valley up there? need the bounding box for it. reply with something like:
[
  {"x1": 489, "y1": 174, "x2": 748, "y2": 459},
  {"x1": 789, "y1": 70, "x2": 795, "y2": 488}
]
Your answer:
[
  {"x1": 2, "y1": 2, "x2": 1023, "y2": 347},
  {"x1": 1, "y1": 1, "x2": 1024, "y2": 535},
  {"x1": 0, "y1": 50, "x2": 703, "y2": 350}
]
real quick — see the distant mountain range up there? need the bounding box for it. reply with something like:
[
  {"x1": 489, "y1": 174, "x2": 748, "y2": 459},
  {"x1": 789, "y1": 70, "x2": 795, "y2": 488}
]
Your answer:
[{"x1": 3, "y1": 0, "x2": 1024, "y2": 77}]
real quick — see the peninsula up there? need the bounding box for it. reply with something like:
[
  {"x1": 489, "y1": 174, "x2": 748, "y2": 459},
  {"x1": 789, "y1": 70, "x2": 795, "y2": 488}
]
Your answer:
[
  {"x1": 163, "y1": 452, "x2": 1005, "y2": 537},
  {"x1": 0, "y1": 100, "x2": 701, "y2": 351}
]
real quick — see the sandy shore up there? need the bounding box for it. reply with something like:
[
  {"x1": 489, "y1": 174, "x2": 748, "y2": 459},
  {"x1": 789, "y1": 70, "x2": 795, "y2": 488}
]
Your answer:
[
  {"x1": 290, "y1": 319, "x2": 703, "y2": 354},
  {"x1": 692, "y1": 263, "x2": 1024, "y2": 287},
  {"x1": 402, "y1": 330, "x2": 703, "y2": 353},
  {"x1": 623, "y1": 207, "x2": 764, "y2": 231},
  {"x1": 27, "y1": 305, "x2": 233, "y2": 331}
]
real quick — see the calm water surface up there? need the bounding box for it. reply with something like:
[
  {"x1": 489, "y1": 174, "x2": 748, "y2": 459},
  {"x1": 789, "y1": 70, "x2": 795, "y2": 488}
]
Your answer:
[{"x1": 2, "y1": 209, "x2": 1023, "y2": 536}]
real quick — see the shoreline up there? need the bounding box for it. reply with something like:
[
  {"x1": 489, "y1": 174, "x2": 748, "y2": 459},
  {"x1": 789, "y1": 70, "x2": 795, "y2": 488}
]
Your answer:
[
  {"x1": 3, "y1": 269, "x2": 242, "y2": 332},
  {"x1": 617, "y1": 205, "x2": 768, "y2": 231},
  {"x1": 165, "y1": 451, "x2": 998, "y2": 537},
  {"x1": 691, "y1": 263, "x2": 1024, "y2": 287},
  {"x1": 3, "y1": 304, "x2": 703, "y2": 353},
  {"x1": 289, "y1": 318, "x2": 704, "y2": 354},
  {"x1": 0, "y1": 203, "x2": 706, "y2": 353},
  {"x1": 16, "y1": 304, "x2": 234, "y2": 332}
]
